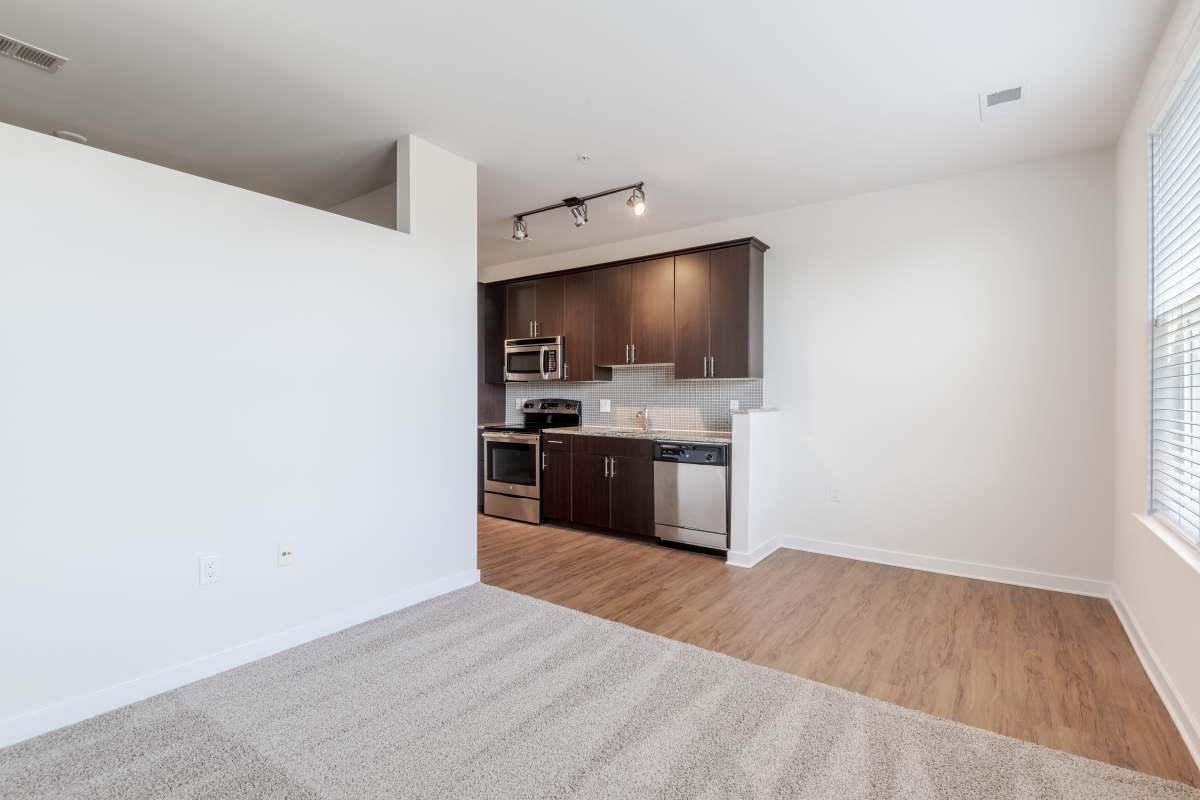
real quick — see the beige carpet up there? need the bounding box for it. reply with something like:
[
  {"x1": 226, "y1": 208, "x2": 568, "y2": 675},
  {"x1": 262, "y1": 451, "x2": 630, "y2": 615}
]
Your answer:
[{"x1": 1, "y1": 583, "x2": 1197, "y2": 799}]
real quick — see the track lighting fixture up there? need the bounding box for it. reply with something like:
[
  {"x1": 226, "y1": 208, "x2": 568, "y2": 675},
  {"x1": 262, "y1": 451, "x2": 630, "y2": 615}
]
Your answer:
[
  {"x1": 627, "y1": 185, "x2": 646, "y2": 216},
  {"x1": 509, "y1": 181, "x2": 645, "y2": 241}
]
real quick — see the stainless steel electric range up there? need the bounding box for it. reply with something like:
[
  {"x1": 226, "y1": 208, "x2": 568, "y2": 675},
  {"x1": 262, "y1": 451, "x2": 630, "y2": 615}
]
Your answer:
[{"x1": 481, "y1": 399, "x2": 580, "y2": 524}]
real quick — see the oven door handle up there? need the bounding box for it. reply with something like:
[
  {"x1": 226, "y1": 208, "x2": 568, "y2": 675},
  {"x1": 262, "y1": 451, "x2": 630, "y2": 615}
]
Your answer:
[{"x1": 482, "y1": 432, "x2": 539, "y2": 444}]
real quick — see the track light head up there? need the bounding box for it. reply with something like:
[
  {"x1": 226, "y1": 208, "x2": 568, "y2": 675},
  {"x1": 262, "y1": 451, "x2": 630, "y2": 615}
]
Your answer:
[
  {"x1": 512, "y1": 217, "x2": 529, "y2": 241},
  {"x1": 627, "y1": 185, "x2": 646, "y2": 216},
  {"x1": 570, "y1": 203, "x2": 588, "y2": 228}
]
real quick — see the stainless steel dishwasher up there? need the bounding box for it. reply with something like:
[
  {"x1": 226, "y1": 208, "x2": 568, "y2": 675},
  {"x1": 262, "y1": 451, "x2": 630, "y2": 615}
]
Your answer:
[{"x1": 653, "y1": 441, "x2": 729, "y2": 551}]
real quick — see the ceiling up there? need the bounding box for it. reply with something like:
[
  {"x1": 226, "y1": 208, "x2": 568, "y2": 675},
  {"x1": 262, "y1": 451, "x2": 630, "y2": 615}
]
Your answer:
[{"x1": 0, "y1": 1, "x2": 1176, "y2": 267}]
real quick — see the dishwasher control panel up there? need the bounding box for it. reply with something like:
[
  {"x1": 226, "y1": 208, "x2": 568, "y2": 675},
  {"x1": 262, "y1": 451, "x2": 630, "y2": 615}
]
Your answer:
[{"x1": 654, "y1": 441, "x2": 728, "y2": 466}]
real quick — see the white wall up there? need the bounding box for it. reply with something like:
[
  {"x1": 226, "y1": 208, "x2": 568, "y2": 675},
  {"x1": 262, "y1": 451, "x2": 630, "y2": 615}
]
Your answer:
[
  {"x1": 326, "y1": 182, "x2": 398, "y2": 230},
  {"x1": 483, "y1": 149, "x2": 1115, "y2": 594},
  {"x1": 0, "y1": 125, "x2": 478, "y2": 744},
  {"x1": 1113, "y1": 0, "x2": 1200, "y2": 766}
]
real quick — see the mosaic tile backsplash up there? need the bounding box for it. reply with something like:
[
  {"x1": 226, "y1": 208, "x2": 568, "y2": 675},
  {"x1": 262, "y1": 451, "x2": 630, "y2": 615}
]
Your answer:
[{"x1": 504, "y1": 364, "x2": 763, "y2": 432}]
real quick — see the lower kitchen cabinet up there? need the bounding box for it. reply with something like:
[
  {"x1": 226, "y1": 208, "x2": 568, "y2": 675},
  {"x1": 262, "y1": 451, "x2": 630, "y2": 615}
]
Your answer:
[
  {"x1": 541, "y1": 450, "x2": 572, "y2": 521},
  {"x1": 608, "y1": 455, "x2": 654, "y2": 536},
  {"x1": 567, "y1": 436, "x2": 654, "y2": 536},
  {"x1": 570, "y1": 452, "x2": 611, "y2": 529}
]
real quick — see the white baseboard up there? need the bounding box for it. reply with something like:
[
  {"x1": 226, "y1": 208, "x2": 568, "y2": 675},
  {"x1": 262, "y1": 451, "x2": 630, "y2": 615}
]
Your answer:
[
  {"x1": 779, "y1": 535, "x2": 1110, "y2": 597},
  {"x1": 0, "y1": 568, "x2": 480, "y2": 749},
  {"x1": 726, "y1": 536, "x2": 781, "y2": 568},
  {"x1": 1110, "y1": 586, "x2": 1200, "y2": 772}
]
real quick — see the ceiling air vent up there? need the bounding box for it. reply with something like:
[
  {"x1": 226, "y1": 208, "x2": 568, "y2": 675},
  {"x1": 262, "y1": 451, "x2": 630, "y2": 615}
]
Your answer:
[
  {"x1": 978, "y1": 84, "x2": 1025, "y2": 121},
  {"x1": 0, "y1": 34, "x2": 68, "y2": 73}
]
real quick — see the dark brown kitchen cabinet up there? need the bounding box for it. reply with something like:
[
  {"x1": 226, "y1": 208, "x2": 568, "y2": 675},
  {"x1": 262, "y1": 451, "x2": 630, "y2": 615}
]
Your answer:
[
  {"x1": 541, "y1": 449, "x2": 572, "y2": 521},
  {"x1": 569, "y1": 436, "x2": 653, "y2": 536},
  {"x1": 592, "y1": 257, "x2": 673, "y2": 366},
  {"x1": 506, "y1": 277, "x2": 563, "y2": 339},
  {"x1": 593, "y1": 265, "x2": 632, "y2": 365},
  {"x1": 608, "y1": 456, "x2": 654, "y2": 536},
  {"x1": 630, "y1": 257, "x2": 674, "y2": 364},
  {"x1": 534, "y1": 276, "x2": 565, "y2": 336},
  {"x1": 506, "y1": 280, "x2": 536, "y2": 339},
  {"x1": 563, "y1": 271, "x2": 608, "y2": 382},
  {"x1": 672, "y1": 243, "x2": 764, "y2": 379},
  {"x1": 673, "y1": 252, "x2": 710, "y2": 379},
  {"x1": 570, "y1": 452, "x2": 611, "y2": 529}
]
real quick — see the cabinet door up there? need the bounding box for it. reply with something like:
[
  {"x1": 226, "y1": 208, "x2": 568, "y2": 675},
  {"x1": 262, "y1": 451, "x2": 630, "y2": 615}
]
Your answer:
[
  {"x1": 593, "y1": 265, "x2": 632, "y2": 366},
  {"x1": 534, "y1": 276, "x2": 565, "y2": 337},
  {"x1": 542, "y1": 450, "x2": 572, "y2": 521},
  {"x1": 563, "y1": 271, "x2": 595, "y2": 381},
  {"x1": 630, "y1": 257, "x2": 674, "y2": 364},
  {"x1": 506, "y1": 281, "x2": 538, "y2": 339},
  {"x1": 481, "y1": 282, "x2": 508, "y2": 386},
  {"x1": 571, "y1": 452, "x2": 610, "y2": 528},
  {"x1": 673, "y1": 251, "x2": 709, "y2": 379},
  {"x1": 609, "y1": 456, "x2": 654, "y2": 536},
  {"x1": 708, "y1": 244, "x2": 752, "y2": 378}
]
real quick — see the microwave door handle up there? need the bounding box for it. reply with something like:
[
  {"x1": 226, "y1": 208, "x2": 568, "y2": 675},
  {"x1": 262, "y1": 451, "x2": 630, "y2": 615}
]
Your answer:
[{"x1": 540, "y1": 346, "x2": 551, "y2": 380}]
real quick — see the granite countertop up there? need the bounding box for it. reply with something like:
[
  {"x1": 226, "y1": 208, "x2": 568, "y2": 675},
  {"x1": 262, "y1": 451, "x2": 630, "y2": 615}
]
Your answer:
[{"x1": 548, "y1": 426, "x2": 732, "y2": 444}]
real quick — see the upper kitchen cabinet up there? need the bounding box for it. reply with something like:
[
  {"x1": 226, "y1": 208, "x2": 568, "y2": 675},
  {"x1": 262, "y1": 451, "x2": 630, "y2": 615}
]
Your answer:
[
  {"x1": 630, "y1": 257, "x2": 674, "y2": 364},
  {"x1": 593, "y1": 265, "x2": 632, "y2": 366},
  {"x1": 563, "y1": 271, "x2": 610, "y2": 381},
  {"x1": 673, "y1": 242, "x2": 765, "y2": 379},
  {"x1": 593, "y1": 257, "x2": 674, "y2": 366},
  {"x1": 506, "y1": 277, "x2": 564, "y2": 339}
]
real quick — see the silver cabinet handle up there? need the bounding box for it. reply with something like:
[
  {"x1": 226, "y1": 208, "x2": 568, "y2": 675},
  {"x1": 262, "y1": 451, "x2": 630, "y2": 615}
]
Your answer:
[
  {"x1": 703, "y1": 356, "x2": 707, "y2": 377},
  {"x1": 710, "y1": 355, "x2": 715, "y2": 377},
  {"x1": 625, "y1": 344, "x2": 630, "y2": 364},
  {"x1": 603, "y1": 456, "x2": 609, "y2": 478},
  {"x1": 542, "y1": 452, "x2": 547, "y2": 469},
  {"x1": 631, "y1": 344, "x2": 636, "y2": 364},
  {"x1": 564, "y1": 363, "x2": 569, "y2": 379},
  {"x1": 534, "y1": 320, "x2": 539, "y2": 336},
  {"x1": 610, "y1": 457, "x2": 616, "y2": 478}
]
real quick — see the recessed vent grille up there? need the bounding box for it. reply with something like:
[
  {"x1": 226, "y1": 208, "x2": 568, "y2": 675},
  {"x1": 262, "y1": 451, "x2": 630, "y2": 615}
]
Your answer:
[
  {"x1": 978, "y1": 84, "x2": 1025, "y2": 121},
  {"x1": 986, "y1": 87, "x2": 1022, "y2": 107},
  {"x1": 0, "y1": 34, "x2": 68, "y2": 73}
]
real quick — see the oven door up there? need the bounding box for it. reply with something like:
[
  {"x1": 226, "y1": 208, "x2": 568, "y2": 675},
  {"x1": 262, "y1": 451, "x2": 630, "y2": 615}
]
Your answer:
[
  {"x1": 504, "y1": 337, "x2": 563, "y2": 382},
  {"x1": 483, "y1": 432, "x2": 541, "y2": 499}
]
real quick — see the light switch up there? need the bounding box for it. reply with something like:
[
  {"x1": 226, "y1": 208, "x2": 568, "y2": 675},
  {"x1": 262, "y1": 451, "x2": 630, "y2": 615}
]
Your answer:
[{"x1": 600, "y1": 399, "x2": 611, "y2": 413}]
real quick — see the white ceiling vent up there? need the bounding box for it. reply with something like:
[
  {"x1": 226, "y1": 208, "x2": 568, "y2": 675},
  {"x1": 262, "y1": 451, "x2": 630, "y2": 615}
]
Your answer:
[
  {"x1": 978, "y1": 84, "x2": 1025, "y2": 121},
  {"x1": 0, "y1": 34, "x2": 68, "y2": 73}
]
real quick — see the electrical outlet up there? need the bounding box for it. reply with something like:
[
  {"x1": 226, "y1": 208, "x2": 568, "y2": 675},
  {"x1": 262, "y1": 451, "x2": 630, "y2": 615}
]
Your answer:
[
  {"x1": 729, "y1": 399, "x2": 740, "y2": 411},
  {"x1": 277, "y1": 543, "x2": 295, "y2": 567},
  {"x1": 514, "y1": 397, "x2": 525, "y2": 410},
  {"x1": 600, "y1": 399, "x2": 611, "y2": 413},
  {"x1": 829, "y1": 488, "x2": 842, "y2": 503},
  {"x1": 199, "y1": 556, "x2": 221, "y2": 585}
]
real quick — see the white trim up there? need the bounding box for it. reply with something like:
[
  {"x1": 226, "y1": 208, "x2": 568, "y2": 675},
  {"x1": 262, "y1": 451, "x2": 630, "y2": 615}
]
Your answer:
[
  {"x1": 1135, "y1": 513, "x2": 1200, "y2": 576},
  {"x1": 0, "y1": 568, "x2": 480, "y2": 749},
  {"x1": 726, "y1": 536, "x2": 781, "y2": 568},
  {"x1": 778, "y1": 535, "x2": 1110, "y2": 597},
  {"x1": 1110, "y1": 585, "x2": 1200, "y2": 771}
]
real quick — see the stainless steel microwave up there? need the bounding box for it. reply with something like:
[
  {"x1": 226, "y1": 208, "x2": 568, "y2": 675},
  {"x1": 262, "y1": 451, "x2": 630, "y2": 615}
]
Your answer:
[{"x1": 504, "y1": 336, "x2": 564, "y2": 381}]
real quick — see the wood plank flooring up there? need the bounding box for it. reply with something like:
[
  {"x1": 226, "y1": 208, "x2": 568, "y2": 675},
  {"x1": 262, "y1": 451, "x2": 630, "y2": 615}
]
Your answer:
[{"x1": 478, "y1": 514, "x2": 1199, "y2": 786}]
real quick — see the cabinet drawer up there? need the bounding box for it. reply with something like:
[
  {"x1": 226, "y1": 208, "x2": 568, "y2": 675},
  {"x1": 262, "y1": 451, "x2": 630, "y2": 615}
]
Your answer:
[
  {"x1": 542, "y1": 435, "x2": 572, "y2": 452},
  {"x1": 574, "y1": 435, "x2": 653, "y2": 460}
]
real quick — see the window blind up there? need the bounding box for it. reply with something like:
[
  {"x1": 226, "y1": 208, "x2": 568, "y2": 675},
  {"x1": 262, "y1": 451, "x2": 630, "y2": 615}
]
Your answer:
[{"x1": 1151, "y1": 61, "x2": 1200, "y2": 546}]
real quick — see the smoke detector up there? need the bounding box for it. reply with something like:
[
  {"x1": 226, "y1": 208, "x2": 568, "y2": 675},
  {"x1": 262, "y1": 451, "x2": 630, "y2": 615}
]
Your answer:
[
  {"x1": 978, "y1": 85, "x2": 1025, "y2": 121},
  {"x1": 0, "y1": 34, "x2": 68, "y2": 73}
]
